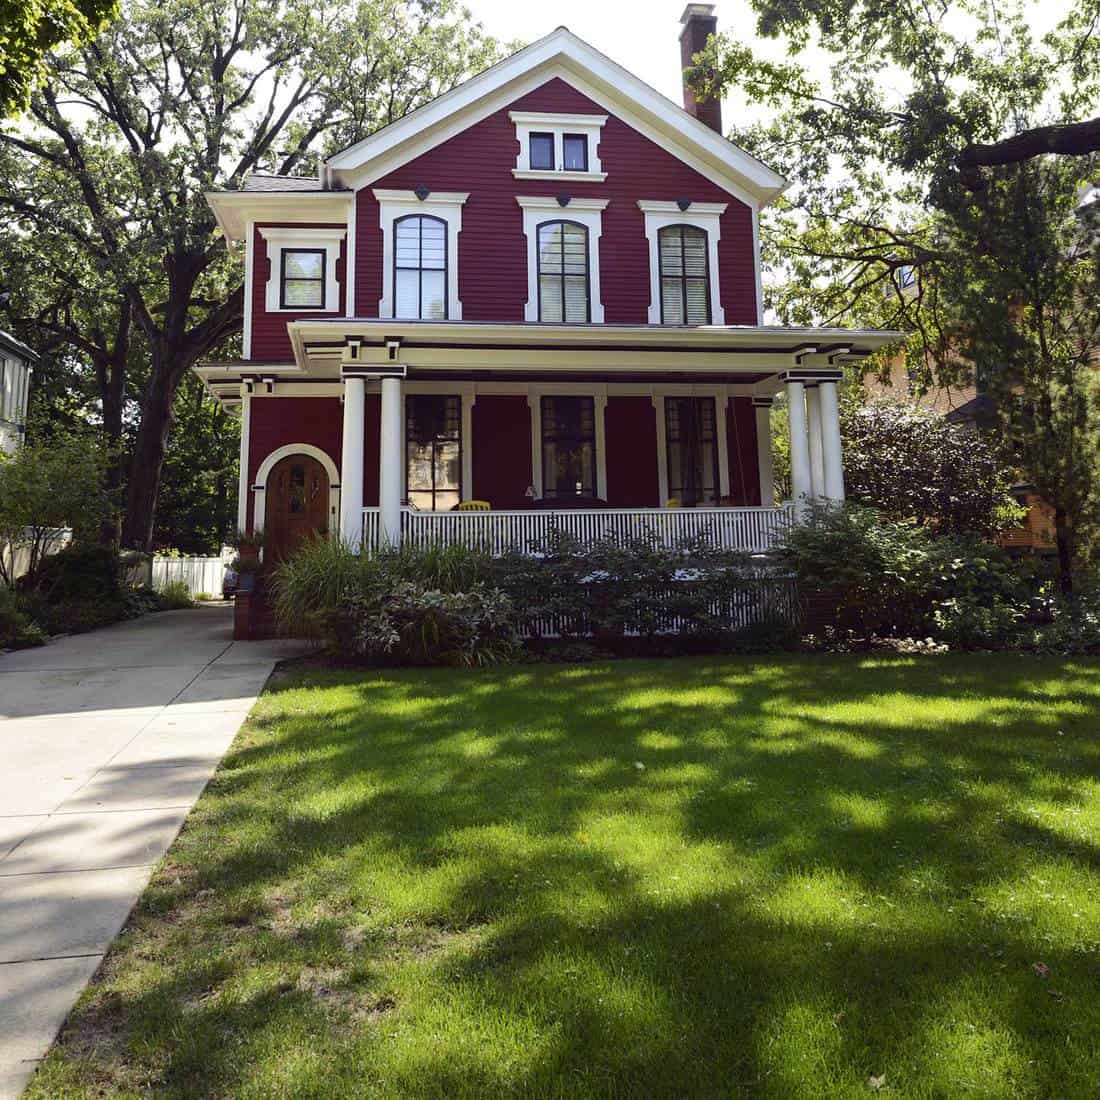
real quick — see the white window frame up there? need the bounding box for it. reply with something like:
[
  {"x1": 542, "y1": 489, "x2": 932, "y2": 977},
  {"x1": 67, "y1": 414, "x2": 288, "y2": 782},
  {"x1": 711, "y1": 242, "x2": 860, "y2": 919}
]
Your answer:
[
  {"x1": 517, "y1": 196, "x2": 608, "y2": 324},
  {"x1": 651, "y1": 386, "x2": 732, "y2": 506},
  {"x1": 258, "y1": 226, "x2": 346, "y2": 314},
  {"x1": 638, "y1": 200, "x2": 727, "y2": 325},
  {"x1": 373, "y1": 190, "x2": 469, "y2": 321},
  {"x1": 528, "y1": 384, "x2": 608, "y2": 501},
  {"x1": 510, "y1": 111, "x2": 608, "y2": 182}
]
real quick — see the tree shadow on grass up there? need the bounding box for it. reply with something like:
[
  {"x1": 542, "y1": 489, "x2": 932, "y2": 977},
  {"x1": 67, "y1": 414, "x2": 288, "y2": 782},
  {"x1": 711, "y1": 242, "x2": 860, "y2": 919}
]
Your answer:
[{"x1": 31, "y1": 653, "x2": 1100, "y2": 1098}]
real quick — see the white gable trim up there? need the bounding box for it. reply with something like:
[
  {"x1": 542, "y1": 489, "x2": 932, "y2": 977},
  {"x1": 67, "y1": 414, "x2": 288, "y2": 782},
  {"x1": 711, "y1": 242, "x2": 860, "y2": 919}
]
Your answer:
[{"x1": 327, "y1": 28, "x2": 785, "y2": 207}]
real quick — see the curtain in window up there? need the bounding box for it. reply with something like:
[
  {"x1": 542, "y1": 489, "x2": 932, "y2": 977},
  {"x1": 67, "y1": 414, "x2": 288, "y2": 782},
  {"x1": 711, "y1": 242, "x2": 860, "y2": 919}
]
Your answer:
[
  {"x1": 281, "y1": 250, "x2": 325, "y2": 308},
  {"x1": 541, "y1": 396, "x2": 596, "y2": 498},
  {"x1": 537, "y1": 221, "x2": 589, "y2": 322},
  {"x1": 395, "y1": 215, "x2": 447, "y2": 319},
  {"x1": 659, "y1": 225, "x2": 710, "y2": 324},
  {"x1": 665, "y1": 396, "x2": 719, "y2": 506},
  {"x1": 406, "y1": 394, "x2": 461, "y2": 511}
]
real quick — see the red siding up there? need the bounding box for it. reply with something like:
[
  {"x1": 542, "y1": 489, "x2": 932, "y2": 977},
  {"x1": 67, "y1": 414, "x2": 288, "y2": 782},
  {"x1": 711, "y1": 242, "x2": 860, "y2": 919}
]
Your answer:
[
  {"x1": 725, "y1": 397, "x2": 761, "y2": 506},
  {"x1": 356, "y1": 78, "x2": 757, "y2": 323},
  {"x1": 471, "y1": 396, "x2": 532, "y2": 507},
  {"x1": 250, "y1": 224, "x2": 347, "y2": 362},
  {"x1": 245, "y1": 394, "x2": 384, "y2": 528},
  {"x1": 604, "y1": 396, "x2": 660, "y2": 507}
]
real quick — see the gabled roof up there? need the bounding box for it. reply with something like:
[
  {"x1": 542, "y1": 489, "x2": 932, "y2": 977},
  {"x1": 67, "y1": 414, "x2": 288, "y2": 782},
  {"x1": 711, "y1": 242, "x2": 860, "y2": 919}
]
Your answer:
[{"x1": 326, "y1": 26, "x2": 787, "y2": 208}]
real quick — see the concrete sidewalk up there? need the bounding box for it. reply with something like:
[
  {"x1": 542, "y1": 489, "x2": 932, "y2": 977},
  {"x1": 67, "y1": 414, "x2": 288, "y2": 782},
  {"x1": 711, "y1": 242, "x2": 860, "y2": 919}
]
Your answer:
[{"x1": 0, "y1": 605, "x2": 307, "y2": 1098}]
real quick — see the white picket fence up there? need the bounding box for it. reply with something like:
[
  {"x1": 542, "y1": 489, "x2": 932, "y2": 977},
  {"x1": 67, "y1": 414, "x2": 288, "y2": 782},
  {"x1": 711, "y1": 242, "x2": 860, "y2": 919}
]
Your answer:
[{"x1": 380, "y1": 504, "x2": 796, "y2": 557}]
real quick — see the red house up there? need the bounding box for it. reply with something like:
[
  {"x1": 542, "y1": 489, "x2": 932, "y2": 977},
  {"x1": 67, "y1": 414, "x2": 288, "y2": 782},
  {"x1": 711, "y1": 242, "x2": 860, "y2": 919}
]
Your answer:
[{"x1": 198, "y1": 6, "x2": 896, "y2": 561}]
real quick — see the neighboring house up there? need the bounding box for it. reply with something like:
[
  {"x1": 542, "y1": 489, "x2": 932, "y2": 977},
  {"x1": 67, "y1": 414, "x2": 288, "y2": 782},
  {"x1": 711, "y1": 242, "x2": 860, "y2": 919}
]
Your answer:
[
  {"x1": 0, "y1": 330, "x2": 35, "y2": 453},
  {"x1": 197, "y1": 5, "x2": 897, "y2": 561}
]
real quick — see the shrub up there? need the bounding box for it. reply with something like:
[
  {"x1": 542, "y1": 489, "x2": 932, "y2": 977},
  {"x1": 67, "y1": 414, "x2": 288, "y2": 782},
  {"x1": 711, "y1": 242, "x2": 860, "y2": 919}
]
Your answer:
[
  {"x1": 123, "y1": 586, "x2": 167, "y2": 618},
  {"x1": 157, "y1": 580, "x2": 195, "y2": 609},
  {"x1": 0, "y1": 585, "x2": 45, "y2": 649},
  {"x1": 780, "y1": 502, "x2": 1029, "y2": 647},
  {"x1": 25, "y1": 542, "x2": 123, "y2": 604},
  {"x1": 337, "y1": 582, "x2": 518, "y2": 666}
]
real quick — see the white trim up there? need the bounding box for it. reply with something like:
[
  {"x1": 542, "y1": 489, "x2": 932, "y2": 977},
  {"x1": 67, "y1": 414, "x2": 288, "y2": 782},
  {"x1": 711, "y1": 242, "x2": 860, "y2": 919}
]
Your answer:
[
  {"x1": 257, "y1": 226, "x2": 346, "y2": 314},
  {"x1": 638, "y1": 200, "x2": 726, "y2": 325},
  {"x1": 517, "y1": 196, "x2": 608, "y2": 323},
  {"x1": 326, "y1": 28, "x2": 786, "y2": 206},
  {"x1": 252, "y1": 442, "x2": 341, "y2": 534},
  {"x1": 242, "y1": 218, "x2": 254, "y2": 359},
  {"x1": 651, "y1": 387, "x2": 731, "y2": 506},
  {"x1": 345, "y1": 198, "x2": 357, "y2": 316},
  {"x1": 652, "y1": 395, "x2": 669, "y2": 505},
  {"x1": 373, "y1": 190, "x2": 469, "y2": 321},
  {"x1": 755, "y1": 403, "x2": 775, "y2": 506},
  {"x1": 205, "y1": 191, "x2": 354, "y2": 242},
  {"x1": 512, "y1": 169, "x2": 608, "y2": 182},
  {"x1": 527, "y1": 383, "x2": 609, "y2": 501},
  {"x1": 751, "y1": 206, "x2": 764, "y2": 324},
  {"x1": 510, "y1": 110, "x2": 607, "y2": 180},
  {"x1": 237, "y1": 388, "x2": 251, "y2": 530}
]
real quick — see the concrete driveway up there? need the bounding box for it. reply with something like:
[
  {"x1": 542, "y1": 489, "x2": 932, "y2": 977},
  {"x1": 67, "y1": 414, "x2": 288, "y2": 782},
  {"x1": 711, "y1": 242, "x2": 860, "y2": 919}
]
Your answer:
[{"x1": 0, "y1": 605, "x2": 307, "y2": 1098}]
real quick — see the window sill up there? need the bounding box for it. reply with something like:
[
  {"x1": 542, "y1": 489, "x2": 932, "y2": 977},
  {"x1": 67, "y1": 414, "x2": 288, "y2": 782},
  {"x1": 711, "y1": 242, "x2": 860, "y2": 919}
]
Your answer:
[{"x1": 512, "y1": 169, "x2": 608, "y2": 183}]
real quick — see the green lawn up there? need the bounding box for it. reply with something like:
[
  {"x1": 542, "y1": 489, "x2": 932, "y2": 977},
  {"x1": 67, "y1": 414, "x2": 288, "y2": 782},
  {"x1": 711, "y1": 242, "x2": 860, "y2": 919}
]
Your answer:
[{"x1": 31, "y1": 655, "x2": 1100, "y2": 1099}]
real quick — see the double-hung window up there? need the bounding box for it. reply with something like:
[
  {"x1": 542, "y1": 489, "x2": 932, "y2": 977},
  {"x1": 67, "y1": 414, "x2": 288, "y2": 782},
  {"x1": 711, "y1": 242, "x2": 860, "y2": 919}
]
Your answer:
[
  {"x1": 394, "y1": 214, "x2": 448, "y2": 319},
  {"x1": 541, "y1": 396, "x2": 596, "y2": 499},
  {"x1": 279, "y1": 249, "x2": 325, "y2": 309},
  {"x1": 537, "y1": 221, "x2": 589, "y2": 322},
  {"x1": 666, "y1": 396, "x2": 719, "y2": 507},
  {"x1": 406, "y1": 394, "x2": 461, "y2": 511},
  {"x1": 658, "y1": 225, "x2": 710, "y2": 324}
]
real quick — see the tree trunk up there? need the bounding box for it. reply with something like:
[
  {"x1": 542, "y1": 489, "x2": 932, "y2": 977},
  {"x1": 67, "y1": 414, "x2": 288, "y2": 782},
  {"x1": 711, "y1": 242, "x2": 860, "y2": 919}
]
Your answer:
[
  {"x1": 98, "y1": 347, "x2": 127, "y2": 548},
  {"x1": 1054, "y1": 506, "x2": 1074, "y2": 597},
  {"x1": 121, "y1": 354, "x2": 184, "y2": 551}
]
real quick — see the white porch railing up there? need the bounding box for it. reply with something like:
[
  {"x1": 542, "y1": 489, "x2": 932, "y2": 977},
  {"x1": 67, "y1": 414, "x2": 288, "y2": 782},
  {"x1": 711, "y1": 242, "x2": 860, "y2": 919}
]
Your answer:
[{"x1": 361, "y1": 505, "x2": 795, "y2": 555}]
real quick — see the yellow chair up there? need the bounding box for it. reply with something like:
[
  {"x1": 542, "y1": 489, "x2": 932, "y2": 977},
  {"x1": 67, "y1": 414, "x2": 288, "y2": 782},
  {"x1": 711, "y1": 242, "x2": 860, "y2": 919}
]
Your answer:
[
  {"x1": 455, "y1": 500, "x2": 491, "y2": 512},
  {"x1": 665, "y1": 498, "x2": 681, "y2": 508}
]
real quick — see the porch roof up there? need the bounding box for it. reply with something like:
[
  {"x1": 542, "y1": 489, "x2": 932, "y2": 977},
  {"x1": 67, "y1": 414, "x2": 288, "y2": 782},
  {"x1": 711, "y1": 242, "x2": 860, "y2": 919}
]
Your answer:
[{"x1": 196, "y1": 320, "x2": 901, "y2": 406}]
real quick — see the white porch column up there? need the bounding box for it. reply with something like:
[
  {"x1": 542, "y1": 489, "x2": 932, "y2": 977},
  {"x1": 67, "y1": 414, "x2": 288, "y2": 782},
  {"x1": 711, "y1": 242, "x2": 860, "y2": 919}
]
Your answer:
[
  {"x1": 806, "y1": 385, "x2": 825, "y2": 499},
  {"x1": 786, "y1": 379, "x2": 813, "y2": 512},
  {"x1": 339, "y1": 376, "x2": 366, "y2": 547},
  {"x1": 379, "y1": 374, "x2": 403, "y2": 546},
  {"x1": 753, "y1": 397, "x2": 775, "y2": 507},
  {"x1": 236, "y1": 385, "x2": 252, "y2": 532},
  {"x1": 819, "y1": 379, "x2": 845, "y2": 502}
]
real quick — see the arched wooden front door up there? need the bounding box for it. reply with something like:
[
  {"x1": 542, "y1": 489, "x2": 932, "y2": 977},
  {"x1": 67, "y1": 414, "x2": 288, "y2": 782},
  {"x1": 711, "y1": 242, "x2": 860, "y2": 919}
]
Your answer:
[{"x1": 265, "y1": 454, "x2": 330, "y2": 563}]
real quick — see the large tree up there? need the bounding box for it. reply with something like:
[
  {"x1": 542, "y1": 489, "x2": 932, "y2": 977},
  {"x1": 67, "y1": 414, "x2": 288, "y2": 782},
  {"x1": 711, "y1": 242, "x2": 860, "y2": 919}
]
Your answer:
[
  {"x1": 0, "y1": 0, "x2": 503, "y2": 549},
  {"x1": 690, "y1": 0, "x2": 1100, "y2": 589}
]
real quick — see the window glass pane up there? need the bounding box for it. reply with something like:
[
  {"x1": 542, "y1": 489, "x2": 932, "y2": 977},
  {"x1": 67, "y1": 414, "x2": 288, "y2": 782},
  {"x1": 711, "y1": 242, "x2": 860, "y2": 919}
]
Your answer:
[
  {"x1": 394, "y1": 216, "x2": 448, "y2": 319},
  {"x1": 284, "y1": 251, "x2": 323, "y2": 279},
  {"x1": 666, "y1": 396, "x2": 718, "y2": 506},
  {"x1": 530, "y1": 132, "x2": 554, "y2": 170},
  {"x1": 541, "y1": 396, "x2": 596, "y2": 498},
  {"x1": 682, "y1": 228, "x2": 708, "y2": 275},
  {"x1": 659, "y1": 230, "x2": 684, "y2": 276},
  {"x1": 405, "y1": 395, "x2": 461, "y2": 510},
  {"x1": 395, "y1": 268, "x2": 420, "y2": 318},
  {"x1": 562, "y1": 134, "x2": 587, "y2": 171},
  {"x1": 685, "y1": 279, "x2": 709, "y2": 324},
  {"x1": 661, "y1": 278, "x2": 684, "y2": 323},
  {"x1": 538, "y1": 223, "x2": 564, "y2": 273},
  {"x1": 540, "y1": 275, "x2": 563, "y2": 322},
  {"x1": 283, "y1": 279, "x2": 323, "y2": 308},
  {"x1": 563, "y1": 276, "x2": 588, "y2": 321},
  {"x1": 421, "y1": 269, "x2": 446, "y2": 320}
]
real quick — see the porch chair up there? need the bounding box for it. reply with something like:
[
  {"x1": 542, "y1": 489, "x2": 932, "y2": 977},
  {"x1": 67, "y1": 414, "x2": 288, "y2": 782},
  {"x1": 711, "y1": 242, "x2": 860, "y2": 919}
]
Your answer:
[{"x1": 455, "y1": 500, "x2": 491, "y2": 511}]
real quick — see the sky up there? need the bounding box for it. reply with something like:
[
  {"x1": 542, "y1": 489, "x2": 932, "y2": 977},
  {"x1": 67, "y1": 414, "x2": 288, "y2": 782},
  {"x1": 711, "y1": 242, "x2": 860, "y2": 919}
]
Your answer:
[{"x1": 461, "y1": 0, "x2": 1076, "y2": 122}]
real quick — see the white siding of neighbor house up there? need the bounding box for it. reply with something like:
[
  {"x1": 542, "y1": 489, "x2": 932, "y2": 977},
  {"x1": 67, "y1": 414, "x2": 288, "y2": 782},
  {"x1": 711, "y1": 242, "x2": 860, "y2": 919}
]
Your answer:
[{"x1": 0, "y1": 354, "x2": 31, "y2": 453}]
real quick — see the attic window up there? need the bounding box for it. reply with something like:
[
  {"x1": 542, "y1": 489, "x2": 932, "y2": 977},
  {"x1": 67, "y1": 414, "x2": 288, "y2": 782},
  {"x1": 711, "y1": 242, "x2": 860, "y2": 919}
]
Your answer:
[{"x1": 510, "y1": 111, "x2": 608, "y2": 182}]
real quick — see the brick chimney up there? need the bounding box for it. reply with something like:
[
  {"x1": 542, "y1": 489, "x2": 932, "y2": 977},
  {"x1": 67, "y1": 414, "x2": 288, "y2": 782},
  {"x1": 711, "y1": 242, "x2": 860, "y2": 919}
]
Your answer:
[{"x1": 679, "y1": 4, "x2": 722, "y2": 134}]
